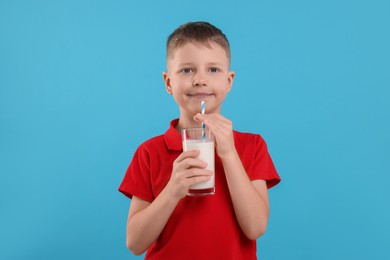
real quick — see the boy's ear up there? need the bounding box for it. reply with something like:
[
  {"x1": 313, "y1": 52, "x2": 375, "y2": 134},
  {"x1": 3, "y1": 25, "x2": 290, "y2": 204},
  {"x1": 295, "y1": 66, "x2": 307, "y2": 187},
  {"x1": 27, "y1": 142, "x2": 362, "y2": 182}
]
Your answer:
[
  {"x1": 227, "y1": 71, "x2": 235, "y2": 92},
  {"x1": 162, "y1": 72, "x2": 172, "y2": 94}
]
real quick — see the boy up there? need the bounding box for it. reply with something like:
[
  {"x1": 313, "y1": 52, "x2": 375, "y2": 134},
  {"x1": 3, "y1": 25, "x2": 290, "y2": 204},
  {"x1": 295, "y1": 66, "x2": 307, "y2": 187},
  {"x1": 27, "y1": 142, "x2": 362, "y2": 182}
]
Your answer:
[{"x1": 119, "y1": 21, "x2": 280, "y2": 259}]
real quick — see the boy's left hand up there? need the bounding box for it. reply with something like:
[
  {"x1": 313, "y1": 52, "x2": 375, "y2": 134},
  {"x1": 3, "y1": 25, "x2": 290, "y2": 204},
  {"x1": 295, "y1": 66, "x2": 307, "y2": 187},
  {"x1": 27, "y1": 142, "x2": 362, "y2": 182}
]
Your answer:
[{"x1": 194, "y1": 113, "x2": 236, "y2": 159}]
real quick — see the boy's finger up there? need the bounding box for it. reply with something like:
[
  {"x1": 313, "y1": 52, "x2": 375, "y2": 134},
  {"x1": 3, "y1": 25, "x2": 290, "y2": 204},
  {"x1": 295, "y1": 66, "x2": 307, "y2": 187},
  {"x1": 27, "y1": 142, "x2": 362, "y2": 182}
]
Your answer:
[
  {"x1": 187, "y1": 174, "x2": 212, "y2": 186},
  {"x1": 193, "y1": 113, "x2": 208, "y2": 122},
  {"x1": 176, "y1": 150, "x2": 200, "y2": 162},
  {"x1": 182, "y1": 158, "x2": 208, "y2": 169},
  {"x1": 193, "y1": 113, "x2": 202, "y2": 121},
  {"x1": 186, "y1": 168, "x2": 213, "y2": 178}
]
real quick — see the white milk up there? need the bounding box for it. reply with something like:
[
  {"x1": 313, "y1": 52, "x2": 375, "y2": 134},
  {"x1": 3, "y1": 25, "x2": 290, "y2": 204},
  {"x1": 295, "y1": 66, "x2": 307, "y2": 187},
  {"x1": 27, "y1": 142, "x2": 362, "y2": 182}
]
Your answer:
[{"x1": 183, "y1": 140, "x2": 215, "y2": 189}]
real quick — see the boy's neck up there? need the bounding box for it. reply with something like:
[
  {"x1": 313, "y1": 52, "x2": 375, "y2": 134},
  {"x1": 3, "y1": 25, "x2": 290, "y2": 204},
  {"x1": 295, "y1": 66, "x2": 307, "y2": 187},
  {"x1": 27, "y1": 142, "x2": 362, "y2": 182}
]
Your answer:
[{"x1": 175, "y1": 115, "x2": 201, "y2": 132}]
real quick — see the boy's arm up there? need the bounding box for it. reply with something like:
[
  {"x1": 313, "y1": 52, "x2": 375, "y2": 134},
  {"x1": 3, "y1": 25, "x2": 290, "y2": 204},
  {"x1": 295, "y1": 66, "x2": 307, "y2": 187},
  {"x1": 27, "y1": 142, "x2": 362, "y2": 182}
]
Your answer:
[
  {"x1": 125, "y1": 191, "x2": 178, "y2": 256},
  {"x1": 194, "y1": 113, "x2": 270, "y2": 240},
  {"x1": 125, "y1": 150, "x2": 212, "y2": 255},
  {"x1": 220, "y1": 152, "x2": 270, "y2": 240}
]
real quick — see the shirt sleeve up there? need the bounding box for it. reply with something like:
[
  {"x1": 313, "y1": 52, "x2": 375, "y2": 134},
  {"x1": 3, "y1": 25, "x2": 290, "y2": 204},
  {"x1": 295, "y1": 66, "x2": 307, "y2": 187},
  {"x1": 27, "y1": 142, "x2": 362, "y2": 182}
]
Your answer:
[
  {"x1": 250, "y1": 134, "x2": 281, "y2": 189},
  {"x1": 118, "y1": 145, "x2": 154, "y2": 202}
]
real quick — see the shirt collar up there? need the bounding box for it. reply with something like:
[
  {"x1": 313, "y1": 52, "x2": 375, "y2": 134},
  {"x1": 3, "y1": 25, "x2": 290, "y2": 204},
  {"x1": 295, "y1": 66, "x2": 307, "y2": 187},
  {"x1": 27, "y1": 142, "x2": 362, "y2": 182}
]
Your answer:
[{"x1": 164, "y1": 119, "x2": 182, "y2": 151}]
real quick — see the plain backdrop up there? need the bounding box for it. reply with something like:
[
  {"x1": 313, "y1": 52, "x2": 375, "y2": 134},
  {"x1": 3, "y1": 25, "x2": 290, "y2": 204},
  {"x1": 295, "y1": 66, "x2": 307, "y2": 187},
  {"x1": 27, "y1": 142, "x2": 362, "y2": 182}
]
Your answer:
[{"x1": 1, "y1": 0, "x2": 389, "y2": 259}]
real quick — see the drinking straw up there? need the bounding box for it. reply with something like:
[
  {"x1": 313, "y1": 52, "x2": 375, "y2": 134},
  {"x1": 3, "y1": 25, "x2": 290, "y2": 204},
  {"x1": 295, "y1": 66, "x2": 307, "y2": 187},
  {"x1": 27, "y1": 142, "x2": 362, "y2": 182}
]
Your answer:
[{"x1": 201, "y1": 101, "x2": 205, "y2": 141}]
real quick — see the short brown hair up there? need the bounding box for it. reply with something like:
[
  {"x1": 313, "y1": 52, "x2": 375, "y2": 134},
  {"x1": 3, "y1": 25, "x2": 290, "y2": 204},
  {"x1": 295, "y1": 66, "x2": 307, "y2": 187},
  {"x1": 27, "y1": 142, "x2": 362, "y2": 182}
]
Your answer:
[{"x1": 166, "y1": 21, "x2": 230, "y2": 62}]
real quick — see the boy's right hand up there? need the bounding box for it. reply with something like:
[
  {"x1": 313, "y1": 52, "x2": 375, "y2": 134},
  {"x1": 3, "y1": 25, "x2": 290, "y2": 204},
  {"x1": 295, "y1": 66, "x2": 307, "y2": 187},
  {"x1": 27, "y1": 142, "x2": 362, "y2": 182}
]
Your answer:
[{"x1": 166, "y1": 150, "x2": 212, "y2": 200}]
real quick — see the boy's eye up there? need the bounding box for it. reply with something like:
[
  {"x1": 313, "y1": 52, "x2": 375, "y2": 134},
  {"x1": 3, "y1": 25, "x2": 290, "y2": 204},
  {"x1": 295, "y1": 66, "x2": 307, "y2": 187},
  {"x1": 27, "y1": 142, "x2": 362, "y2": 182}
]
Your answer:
[
  {"x1": 182, "y1": 68, "x2": 193, "y2": 74},
  {"x1": 209, "y1": 67, "x2": 220, "y2": 73}
]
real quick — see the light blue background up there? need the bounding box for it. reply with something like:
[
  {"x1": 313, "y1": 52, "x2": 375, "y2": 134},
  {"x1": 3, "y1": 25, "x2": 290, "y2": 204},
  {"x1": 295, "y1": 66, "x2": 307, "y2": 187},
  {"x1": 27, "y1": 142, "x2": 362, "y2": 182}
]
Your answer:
[{"x1": 1, "y1": 0, "x2": 389, "y2": 259}]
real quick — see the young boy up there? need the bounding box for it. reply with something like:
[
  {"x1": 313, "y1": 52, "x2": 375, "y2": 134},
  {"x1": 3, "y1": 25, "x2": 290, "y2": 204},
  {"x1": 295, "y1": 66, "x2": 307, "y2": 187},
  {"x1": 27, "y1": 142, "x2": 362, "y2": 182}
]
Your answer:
[{"x1": 119, "y1": 21, "x2": 281, "y2": 259}]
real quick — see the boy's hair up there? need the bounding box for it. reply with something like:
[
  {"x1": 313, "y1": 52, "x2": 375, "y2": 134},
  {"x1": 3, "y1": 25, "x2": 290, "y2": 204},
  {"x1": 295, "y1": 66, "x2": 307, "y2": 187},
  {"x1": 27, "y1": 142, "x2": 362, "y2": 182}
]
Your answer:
[{"x1": 166, "y1": 21, "x2": 230, "y2": 62}]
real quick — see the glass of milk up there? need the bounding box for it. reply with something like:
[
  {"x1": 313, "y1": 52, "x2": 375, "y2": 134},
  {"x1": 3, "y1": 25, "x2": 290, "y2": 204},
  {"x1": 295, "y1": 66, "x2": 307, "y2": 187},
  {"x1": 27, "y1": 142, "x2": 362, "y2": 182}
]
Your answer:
[{"x1": 182, "y1": 127, "x2": 215, "y2": 196}]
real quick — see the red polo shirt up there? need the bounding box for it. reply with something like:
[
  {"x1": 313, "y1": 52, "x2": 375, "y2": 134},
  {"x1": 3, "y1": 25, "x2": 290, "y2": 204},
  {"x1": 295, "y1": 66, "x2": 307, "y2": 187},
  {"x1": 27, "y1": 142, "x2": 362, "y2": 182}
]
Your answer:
[{"x1": 119, "y1": 119, "x2": 280, "y2": 259}]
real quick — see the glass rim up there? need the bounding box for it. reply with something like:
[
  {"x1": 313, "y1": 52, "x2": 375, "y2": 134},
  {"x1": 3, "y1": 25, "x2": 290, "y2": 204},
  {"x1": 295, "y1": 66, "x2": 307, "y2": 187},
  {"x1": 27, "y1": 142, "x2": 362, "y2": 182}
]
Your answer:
[
  {"x1": 181, "y1": 127, "x2": 211, "y2": 134},
  {"x1": 182, "y1": 127, "x2": 204, "y2": 131}
]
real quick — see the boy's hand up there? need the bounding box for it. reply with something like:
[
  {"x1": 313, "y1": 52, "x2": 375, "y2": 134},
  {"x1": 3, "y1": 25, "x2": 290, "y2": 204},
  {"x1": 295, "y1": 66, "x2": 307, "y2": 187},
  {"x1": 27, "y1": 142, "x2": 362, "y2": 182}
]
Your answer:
[
  {"x1": 194, "y1": 113, "x2": 236, "y2": 159},
  {"x1": 167, "y1": 150, "x2": 212, "y2": 200}
]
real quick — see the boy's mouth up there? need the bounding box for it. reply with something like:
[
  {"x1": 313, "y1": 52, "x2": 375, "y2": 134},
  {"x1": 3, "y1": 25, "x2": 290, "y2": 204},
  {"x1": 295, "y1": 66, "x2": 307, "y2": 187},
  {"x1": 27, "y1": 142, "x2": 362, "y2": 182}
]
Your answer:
[{"x1": 187, "y1": 93, "x2": 213, "y2": 99}]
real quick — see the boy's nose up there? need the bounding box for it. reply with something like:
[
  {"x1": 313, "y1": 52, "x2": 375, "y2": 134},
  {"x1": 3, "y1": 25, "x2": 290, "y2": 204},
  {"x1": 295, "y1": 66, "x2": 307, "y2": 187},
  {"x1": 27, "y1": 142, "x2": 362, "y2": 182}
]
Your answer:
[{"x1": 193, "y1": 77, "x2": 207, "y2": 87}]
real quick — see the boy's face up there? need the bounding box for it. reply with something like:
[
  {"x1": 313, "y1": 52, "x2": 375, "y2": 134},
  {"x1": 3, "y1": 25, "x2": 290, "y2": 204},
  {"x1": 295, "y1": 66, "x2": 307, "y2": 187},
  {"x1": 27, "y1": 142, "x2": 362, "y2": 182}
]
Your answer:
[{"x1": 163, "y1": 42, "x2": 234, "y2": 116}]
